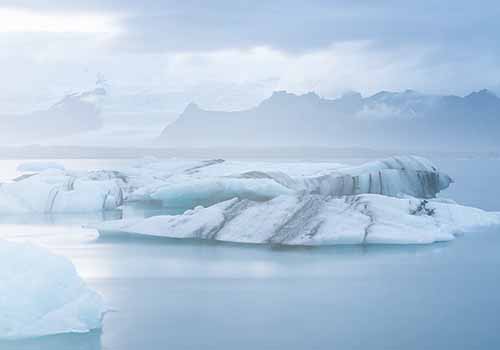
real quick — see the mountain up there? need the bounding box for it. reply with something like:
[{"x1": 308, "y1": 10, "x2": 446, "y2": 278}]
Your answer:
[
  {"x1": 157, "y1": 89, "x2": 500, "y2": 150},
  {"x1": 0, "y1": 86, "x2": 105, "y2": 144}
]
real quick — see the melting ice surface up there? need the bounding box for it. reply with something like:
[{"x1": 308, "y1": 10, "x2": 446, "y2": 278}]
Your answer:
[{"x1": 1, "y1": 156, "x2": 500, "y2": 349}]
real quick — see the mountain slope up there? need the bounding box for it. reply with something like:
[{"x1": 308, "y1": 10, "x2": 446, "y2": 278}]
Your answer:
[
  {"x1": 0, "y1": 87, "x2": 105, "y2": 144},
  {"x1": 158, "y1": 89, "x2": 500, "y2": 150}
]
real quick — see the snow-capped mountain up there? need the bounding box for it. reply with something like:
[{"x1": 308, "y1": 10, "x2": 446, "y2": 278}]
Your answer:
[
  {"x1": 158, "y1": 89, "x2": 500, "y2": 150},
  {"x1": 0, "y1": 86, "x2": 106, "y2": 144}
]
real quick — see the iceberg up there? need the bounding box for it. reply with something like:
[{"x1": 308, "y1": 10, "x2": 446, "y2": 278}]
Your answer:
[
  {"x1": 148, "y1": 156, "x2": 452, "y2": 208},
  {"x1": 0, "y1": 155, "x2": 451, "y2": 214},
  {"x1": 0, "y1": 170, "x2": 125, "y2": 213},
  {"x1": 2, "y1": 155, "x2": 498, "y2": 245},
  {"x1": 89, "y1": 155, "x2": 500, "y2": 245},
  {"x1": 0, "y1": 239, "x2": 105, "y2": 339},
  {"x1": 94, "y1": 194, "x2": 500, "y2": 245}
]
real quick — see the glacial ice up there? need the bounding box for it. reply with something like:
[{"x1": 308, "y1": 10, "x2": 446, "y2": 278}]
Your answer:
[
  {"x1": 151, "y1": 178, "x2": 294, "y2": 208},
  {"x1": 0, "y1": 170, "x2": 124, "y2": 213},
  {"x1": 146, "y1": 155, "x2": 452, "y2": 208},
  {"x1": 0, "y1": 239, "x2": 105, "y2": 339},
  {"x1": 88, "y1": 155, "x2": 500, "y2": 245},
  {"x1": 94, "y1": 194, "x2": 500, "y2": 245},
  {"x1": 2, "y1": 155, "x2": 499, "y2": 245},
  {"x1": 1, "y1": 155, "x2": 450, "y2": 213}
]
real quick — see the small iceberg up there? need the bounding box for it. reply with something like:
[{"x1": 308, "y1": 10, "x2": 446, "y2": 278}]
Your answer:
[
  {"x1": 0, "y1": 170, "x2": 125, "y2": 213},
  {"x1": 0, "y1": 239, "x2": 105, "y2": 339}
]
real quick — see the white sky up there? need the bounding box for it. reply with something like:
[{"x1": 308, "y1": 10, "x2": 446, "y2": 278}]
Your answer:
[
  {"x1": 0, "y1": 1, "x2": 499, "y2": 113},
  {"x1": 0, "y1": 8, "x2": 120, "y2": 33}
]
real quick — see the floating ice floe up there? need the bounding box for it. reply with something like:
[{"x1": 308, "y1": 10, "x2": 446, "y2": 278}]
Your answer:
[
  {"x1": 2, "y1": 155, "x2": 499, "y2": 244},
  {"x1": 94, "y1": 194, "x2": 500, "y2": 245},
  {"x1": 0, "y1": 170, "x2": 125, "y2": 213},
  {"x1": 0, "y1": 155, "x2": 450, "y2": 214},
  {"x1": 145, "y1": 155, "x2": 453, "y2": 208},
  {"x1": 0, "y1": 239, "x2": 105, "y2": 339},
  {"x1": 90, "y1": 155, "x2": 500, "y2": 245}
]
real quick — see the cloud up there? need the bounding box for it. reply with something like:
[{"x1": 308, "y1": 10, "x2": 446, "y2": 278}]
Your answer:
[
  {"x1": 0, "y1": 0, "x2": 499, "y2": 115},
  {"x1": 4, "y1": 0, "x2": 500, "y2": 53},
  {"x1": 0, "y1": 7, "x2": 121, "y2": 34}
]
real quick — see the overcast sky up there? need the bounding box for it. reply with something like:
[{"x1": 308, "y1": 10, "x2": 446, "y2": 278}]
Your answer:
[{"x1": 1, "y1": 0, "x2": 499, "y2": 113}]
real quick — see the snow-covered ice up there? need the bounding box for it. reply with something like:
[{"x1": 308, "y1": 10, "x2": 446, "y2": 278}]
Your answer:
[
  {"x1": 1, "y1": 155, "x2": 450, "y2": 213},
  {"x1": 128, "y1": 155, "x2": 453, "y2": 206},
  {"x1": 2, "y1": 155, "x2": 499, "y2": 245},
  {"x1": 94, "y1": 194, "x2": 500, "y2": 245},
  {"x1": 0, "y1": 239, "x2": 105, "y2": 339},
  {"x1": 91, "y1": 155, "x2": 499, "y2": 245},
  {"x1": 0, "y1": 169, "x2": 125, "y2": 213}
]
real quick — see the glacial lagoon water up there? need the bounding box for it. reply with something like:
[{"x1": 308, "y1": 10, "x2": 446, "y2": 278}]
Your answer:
[{"x1": 1, "y1": 157, "x2": 500, "y2": 350}]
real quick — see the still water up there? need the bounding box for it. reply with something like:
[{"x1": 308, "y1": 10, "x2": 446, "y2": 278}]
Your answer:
[{"x1": 0, "y1": 157, "x2": 499, "y2": 350}]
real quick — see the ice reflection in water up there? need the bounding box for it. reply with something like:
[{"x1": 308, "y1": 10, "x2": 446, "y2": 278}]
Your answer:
[{"x1": 0, "y1": 330, "x2": 101, "y2": 350}]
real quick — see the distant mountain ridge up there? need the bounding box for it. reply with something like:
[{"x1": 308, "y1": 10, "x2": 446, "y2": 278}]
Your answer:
[
  {"x1": 0, "y1": 86, "x2": 105, "y2": 144},
  {"x1": 158, "y1": 89, "x2": 500, "y2": 150}
]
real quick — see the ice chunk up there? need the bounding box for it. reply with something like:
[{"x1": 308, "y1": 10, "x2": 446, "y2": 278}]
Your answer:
[
  {"x1": 0, "y1": 156, "x2": 451, "y2": 213},
  {"x1": 148, "y1": 156, "x2": 452, "y2": 210},
  {"x1": 93, "y1": 194, "x2": 500, "y2": 245},
  {"x1": 151, "y1": 178, "x2": 294, "y2": 208},
  {"x1": 279, "y1": 155, "x2": 453, "y2": 198},
  {"x1": 0, "y1": 171, "x2": 124, "y2": 213},
  {"x1": 0, "y1": 239, "x2": 105, "y2": 339}
]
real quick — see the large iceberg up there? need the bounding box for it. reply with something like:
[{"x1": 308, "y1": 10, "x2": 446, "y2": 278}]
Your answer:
[
  {"x1": 144, "y1": 155, "x2": 453, "y2": 208},
  {"x1": 4, "y1": 155, "x2": 499, "y2": 245},
  {"x1": 0, "y1": 155, "x2": 450, "y2": 214},
  {"x1": 0, "y1": 239, "x2": 105, "y2": 339},
  {"x1": 94, "y1": 194, "x2": 500, "y2": 245},
  {"x1": 88, "y1": 155, "x2": 500, "y2": 245}
]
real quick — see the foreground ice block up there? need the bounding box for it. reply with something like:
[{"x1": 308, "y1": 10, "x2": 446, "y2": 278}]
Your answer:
[
  {"x1": 0, "y1": 239, "x2": 105, "y2": 339},
  {"x1": 94, "y1": 194, "x2": 500, "y2": 245}
]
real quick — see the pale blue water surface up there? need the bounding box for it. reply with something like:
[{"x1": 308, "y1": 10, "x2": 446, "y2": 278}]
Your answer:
[{"x1": 1, "y1": 157, "x2": 499, "y2": 350}]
